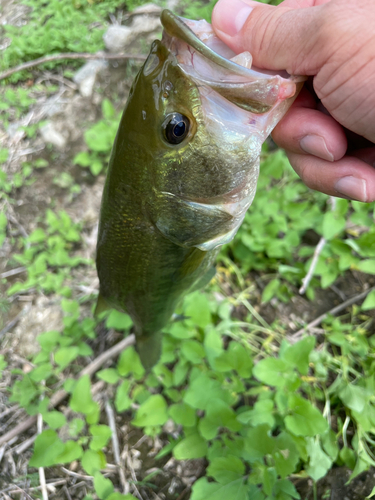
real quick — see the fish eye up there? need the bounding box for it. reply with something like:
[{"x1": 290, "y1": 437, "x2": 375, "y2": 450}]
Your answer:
[{"x1": 163, "y1": 113, "x2": 190, "y2": 145}]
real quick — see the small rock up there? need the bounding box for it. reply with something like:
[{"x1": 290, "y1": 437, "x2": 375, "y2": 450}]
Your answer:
[
  {"x1": 103, "y1": 25, "x2": 133, "y2": 53},
  {"x1": 131, "y1": 14, "x2": 161, "y2": 37},
  {"x1": 40, "y1": 121, "x2": 67, "y2": 149},
  {"x1": 131, "y1": 3, "x2": 162, "y2": 15},
  {"x1": 73, "y1": 59, "x2": 108, "y2": 97}
]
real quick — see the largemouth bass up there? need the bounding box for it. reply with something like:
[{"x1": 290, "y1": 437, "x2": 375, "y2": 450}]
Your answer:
[{"x1": 96, "y1": 10, "x2": 305, "y2": 369}]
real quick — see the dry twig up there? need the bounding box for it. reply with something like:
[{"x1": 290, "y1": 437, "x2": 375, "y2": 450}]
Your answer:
[
  {"x1": 299, "y1": 197, "x2": 337, "y2": 295},
  {"x1": 288, "y1": 285, "x2": 375, "y2": 343},
  {"x1": 37, "y1": 409, "x2": 49, "y2": 500},
  {"x1": 105, "y1": 400, "x2": 129, "y2": 494},
  {"x1": 0, "y1": 334, "x2": 135, "y2": 447},
  {"x1": 0, "y1": 52, "x2": 147, "y2": 81}
]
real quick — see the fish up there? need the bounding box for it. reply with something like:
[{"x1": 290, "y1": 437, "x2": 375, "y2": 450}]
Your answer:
[{"x1": 95, "y1": 10, "x2": 305, "y2": 370}]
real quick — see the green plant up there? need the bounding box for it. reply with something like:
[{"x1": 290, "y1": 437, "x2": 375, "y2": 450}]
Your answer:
[{"x1": 73, "y1": 99, "x2": 120, "y2": 176}]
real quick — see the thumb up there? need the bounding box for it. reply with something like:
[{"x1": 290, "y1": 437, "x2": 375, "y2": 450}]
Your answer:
[{"x1": 212, "y1": 0, "x2": 325, "y2": 76}]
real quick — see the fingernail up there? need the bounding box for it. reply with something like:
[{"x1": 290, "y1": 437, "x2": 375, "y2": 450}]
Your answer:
[
  {"x1": 300, "y1": 135, "x2": 334, "y2": 162},
  {"x1": 335, "y1": 176, "x2": 368, "y2": 202},
  {"x1": 213, "y1": 0, "x2": 254, "y2": 36}
]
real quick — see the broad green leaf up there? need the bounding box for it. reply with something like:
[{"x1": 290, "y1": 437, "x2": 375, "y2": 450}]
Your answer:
[
  {"x1": 273, "y1": 432, "x2": 300, "y2": 478},
  {"x1": 43, "y1": 411, "x2": 67, "y2": 429},
  {"x1": 262, "y1": 278, "x2": 280, "y2": 303},
  {"x1": 207, "y1": 456, "x2": 245, "y2": 485},
  {"x1": 285, "y1": 395, "x2": 328, "y2": 436},
  {"x1": 106, "y1": 309, "x2": 133, "y2": 330},
  {"x1": 97, "y1": 368, "x2": 120, "y2": 384},
  {"x1": 305, "y1": 438, "x2": 332, "y2": 481},
  {"x1": 29, "y1": 430, "x2": 65, "y2": 467},
  {"x1": 81, "y1": 449, "x2": 106, "y2": 475},
  {"x1": 274, "y1": 479, "x2": 300, "y2": 499},
  {"x1": 132, "y1": 395, "x2": 168, "y2": 427},
  {"x1": 183, "y1": 373, "x2": 233, "y2": 410},
  {"x1": 173, "y1": 432, "x2": 208, "y2": 460},
  {"x1": 357, "y1": 259, "x2": 375, "y2": 275},
  {"x1": 37, "y1": 330, "x2": 60, "y2": 351},
  {"x1": 362, "y1": 290, "x2": 375, "y2": 311},
  {"x1": 253, "y1": 358, "x2": 291, "y2": 387},
  {"x1": 89, "y1": 425, "x2": 112, "y2": 451},
  {"x1": 281, "y1": 337, "x2": 316, "y2": 375},
  {"x1": 184, "y1": 292, "x2": 212, "y2": 328},
  {"x1": 55, "y1": 346, "x2": 80, "y2": 370},
  {"x1": 169, "y1": 403, "x2": 196, "y2": 427},
  {"x1": 69, "y1": 418, "x2": 85, "y2": 437},
  {"x1": 190, "y1": 477, "x2": 248, "y2": 500},
  {"x1": 94, "y1": 471, "x2": 114, "y2": 500},
  {"x1": 181, "y1": 340, "x2": 206, "y2": 364},
  {"x1": 29, "y1": 363, "x2": 53, "y2": 383},
  {"x1": 115, "y1": 380, "x2": 132, "y2": 412},
  {"x1": 322, "y1": 212, "x2": 346, "y2": 239},
  {"x1": 69, "y1": 375, "x2": 98, "y2": 416},
  {"x1": 243, "y1": 424, "x2": 275, "y2": 461},
  {"x1": 237, "y1": 399, "x2": 275, "y2": 427},
  {"x1": 54, "y1": 441, "x2": 83, "y2": 464},
  {"x1": 117, "y1": 347, "x2": 145, "y2": 379},
  {"x1": 225, "y1": 342, "x2": 252, "y2": 378},
  {"x1": 339, "y1": 384, "x2": 369, "y2": 412}
]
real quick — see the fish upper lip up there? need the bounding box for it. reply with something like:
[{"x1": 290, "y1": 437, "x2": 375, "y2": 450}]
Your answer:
[{"x1": 161, "y1": 9, "x2": 306, "y2": 83}]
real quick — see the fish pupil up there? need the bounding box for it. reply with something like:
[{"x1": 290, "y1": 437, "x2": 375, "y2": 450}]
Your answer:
[{"x1": 163, "y1": 113, "x2": 190, "y2": 145}]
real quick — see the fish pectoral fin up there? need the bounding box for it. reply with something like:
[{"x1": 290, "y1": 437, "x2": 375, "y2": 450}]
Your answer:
[
  {"x1": 136, "y1": 331, "x2": 163, "y2": 372},
  {"x1": 148, "y1": 191, "x2": 233, "y2": 248},
  {"x1": 94, "y1": 293, "x2": 110, "y2": 316}
]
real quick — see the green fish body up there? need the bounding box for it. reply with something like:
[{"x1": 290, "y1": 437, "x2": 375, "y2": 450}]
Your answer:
[{"x1": 96, "y1": 11, "x2": 305, "y2": 369}]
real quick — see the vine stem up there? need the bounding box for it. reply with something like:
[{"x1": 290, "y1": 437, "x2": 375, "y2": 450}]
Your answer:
[{"x1": 0, "y1": 52, "x2": 147, "y2": 81}]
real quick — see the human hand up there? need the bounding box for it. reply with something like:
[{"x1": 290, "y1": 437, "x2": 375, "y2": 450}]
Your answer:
[{"x1": 212, "y1": 0, "x2": 375, "y2": 202}]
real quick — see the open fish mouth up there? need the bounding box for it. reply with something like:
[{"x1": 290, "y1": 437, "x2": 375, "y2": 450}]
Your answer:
[{"x1": 161, "y1": 10, "x2": 306, "y2": 116}]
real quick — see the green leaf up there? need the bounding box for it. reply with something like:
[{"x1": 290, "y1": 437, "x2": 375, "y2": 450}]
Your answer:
[
  {"x1": 181, "y1": 340, "x2": 206, "y2": 364},
  {"x1": 117, "y1": 347, "x2": 145, "y2": 379},
  {"x1": 190, "y1": 477, "x2": 248, "y2": 500},
  {"x1": 305, "y1": 438, "x2": 332, "y2": 481},
  {"x1": 97, "y1": 368, "x2": 120, "y2": 384},
  {"x1": 274, "y1": 479, "x2": 300, "y2": 499},
  {"x1": 339, "y1": 384, "x2": 369, "y2": 412},
  {"x1": 107, "y1": 495, "x2": 138, "y2": 500},
  {"x1": 362, "y1": 290, "x2": 375, "y2": 311},
  {"x1": 285, "y1": 395, "x2": 328, "y2": 436},
  {"x1": 54, "y1": 441, "x2": 83, "y2": 464},
  {"x1": 94, "y1": 471, "x2": 114, "y2": 500},
  {"x1": 43, "y1": 411, "x2": 67, "y2": 429},
  {"x1": 184, "y1": 292, "x2": 212, "y2": 328},
  {"x1": 89, "y1": 425, "x2": 112, "y2": 451},
  {"x1": 322, "y1": 212, "x2": 346, "y2": 239},
  {"x1": 207, "y1": 456, "x2": 245, "y2": 485},
  {"x1": 69, "y1": 418, "x2": 85, "y2": 437},
  {"x1": 262, "y1": 278, "x2": 281, "y2": 303},
  {"x1": 169, "y1": 403, "x2": 196, "y2": 427},
  {"x1": 183, "y1": 373, "x2": 232, "y2": 410},
  {"x1": 253, "y1": 358, "x2": 291, "y2": 388},
  {"x1": 69, "y1": 375, "x2": 98, "y2": 416},
  {"x1": 115, "y1": 380, "x2": 132, "y2": 412},
  {"x1": 102, "y1": 98, "x2": 115, "y2": 120},
  {"x1": 132, "y1": 395, "x2": 168, "y2": 427},
  {"x1": 106, "y1": 309, "x2": 133, "y2": 330},
  {"x1": 281, "y1": 336, "x2": 316, "y2": 375},
  {"x1": 29, "y1": 430, "x2": 65, "y2": 467},
  {"x1": 225, "y1": 342, "x2": 252, "y2": 378},
  {"x1": 55, "y1": 346, "x2": 80, "y2": 370},
  {"x1": 357, "y1": 259, "x2": 375, "y2": 275},
  {"x1": 237, "y1": 399, "x2": 275, "y2": 427},
  {"x1": 173, "y1": 432, "x2": 208, "y2": 460},
  {"x1": 81, "y1": 449, "x2": 106, "y2": 475}
]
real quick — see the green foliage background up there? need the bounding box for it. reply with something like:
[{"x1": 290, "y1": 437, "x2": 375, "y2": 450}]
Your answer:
[{"x1": 1, "y1": 0, "x2": 375, "y2": 499}]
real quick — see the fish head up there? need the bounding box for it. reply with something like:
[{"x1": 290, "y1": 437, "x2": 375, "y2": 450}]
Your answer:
[{"x1": 107, "y1": 10, "x2": 305, "y2": 251}]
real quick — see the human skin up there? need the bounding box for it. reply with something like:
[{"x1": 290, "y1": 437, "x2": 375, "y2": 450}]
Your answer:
[{"x1": 212, "y1": 0, "x2": 375, "y2": 202}]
